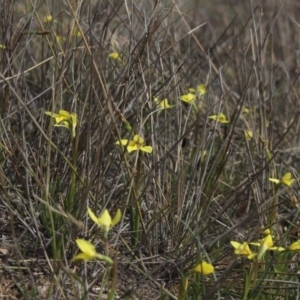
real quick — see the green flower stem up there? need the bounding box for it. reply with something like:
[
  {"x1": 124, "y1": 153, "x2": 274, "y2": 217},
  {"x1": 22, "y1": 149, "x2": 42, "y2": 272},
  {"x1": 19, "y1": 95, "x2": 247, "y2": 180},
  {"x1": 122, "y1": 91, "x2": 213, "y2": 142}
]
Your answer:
[
  {"x1": 131, "y1": 152, "x2": 142, "y2": 246},
  {"x1": 98, "y1": 254, "x2": 113, "y2": 265},
  {"x1": 129, "y1": 206, "x2": 136, "y2": 245},
  {"x1": 178, "y1": 277, "x2": 187, "y2": 300},
  {"x1": 267, "y1": 150, "x2": 279, "y2": 232},
  {"x1": 107, "y1": 254, "x2": 118, "y2": 300},
  {"x1": 191, "y1": 101, "x2": 199, "y2": 113},
  {"x1": 54, "y1": 125, "x2": 78, "y2": 259},
  {"x1": 66, "y1": 128, "x2": 79, "y2": 212},
  {"x1": 269, "y1": 185, "x2": 279, "y2": 230},
  {"x1": 242, "y1": 269, "x2": 250, "y2": 300},
  {"x1": 246, "y1": 261, "x2": 253, "y2": 298},
  {"x1": 104, "y1": 240, "x2": 109, "y2": 257},
  {"x1": 189, "y1": 109, "x2": 201, "y2": 164}
]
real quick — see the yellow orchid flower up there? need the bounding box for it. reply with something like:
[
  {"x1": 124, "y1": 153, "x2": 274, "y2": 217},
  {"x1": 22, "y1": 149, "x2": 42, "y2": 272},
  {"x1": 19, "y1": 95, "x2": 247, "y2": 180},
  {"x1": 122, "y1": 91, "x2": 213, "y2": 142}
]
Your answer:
[
  {"x1": 154, "y1": 97, "x2": 174, "y2": 109},
  {"x1": 180, "y1": 93, "x2": 196, "y2": 103},
  {"x1": 209, "y1": 113, "x2": 229, "y2": 124},
  {"x1": 108, "y1": 51, "x2": 124, "y2": 63},
  {"x1": 189, "y1": 84, "x2": 207, "y2": 96},
  {"x1": 251, "y1": 234, "x2": 285, "y2": 256},
  {"x1": 45, "y1": 109, "x2": 78, "y2": 138},
  {"x1": 250, "y1": 234, "x2": 284, "y2": 259},
  {"x1": 193, "y1": 261, "x2": 215, "y2": 275},
  {"x1": 72, "y1": 239, "x2": 113, "y2": 264},
  {"x1": 109, "y1": 52, "x2": 119, "y2": 59},
  {"x1": 230, "y1": 241, "x2": 256, "y2": 259},
  {"x1": 115, "y1": 135, "x2": 152, "y2": 153},
  {"x1": 196, "y1": 84, "x2": 207, "y2": 95},
  {"x1": 269, "y1": 172, "x2": 294, "y2": 186},
  {"x1": 87, "y1": 208, "x2": 121, "y2": 236}
]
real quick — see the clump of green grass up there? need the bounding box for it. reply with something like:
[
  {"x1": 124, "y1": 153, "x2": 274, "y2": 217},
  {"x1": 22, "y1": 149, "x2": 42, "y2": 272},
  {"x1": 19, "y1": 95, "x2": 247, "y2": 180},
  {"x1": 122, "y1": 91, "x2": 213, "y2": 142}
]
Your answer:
[{"x1": 1, "y1": 0, "x2": 300, "y2": 299}]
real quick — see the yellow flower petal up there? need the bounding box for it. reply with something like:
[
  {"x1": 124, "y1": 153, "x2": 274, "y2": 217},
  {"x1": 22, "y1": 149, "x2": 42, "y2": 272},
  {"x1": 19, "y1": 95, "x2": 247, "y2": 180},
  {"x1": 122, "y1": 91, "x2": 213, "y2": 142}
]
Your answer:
[
  {"x1": 133, "y1": 135, "x2": 144, "y2": 144},
  {"x1": 72, "y1": 239, "x2": 113, "y2": 263},
  {"x1": 230, "y1": 241, "x2": 242, "y2": 250},
  {"x1": 269, "y1": 178, "x2": 280, "y2": 184},
  {"x1": 281, "y1": 173, "x2": 294, "y2": 186},
  {"x1": 248, "y1": 253, "x2": 257, "y2": 259},
  {"x1": 111, "y1": 209, "x2": 122, "y2": 227},
  {"x1": 141, "y1": 146, "x2": 153, "y2": 153},
  {"x1": 209, "y1": 115, "x2": 217, "y2": 121},
  {"x1": 188, "y1": 84, "x2": 206, "y2": 95},
  {"x1": 109, "y1": 52, "x2": 121, "y2": 60},
  {"x1": 262, "y1": 235, "x2": 274, "y2": 248},
  {"x1": 258, "y1": 234, "x2": 273, "y2": 259},
  {"x1": 288, "y1": 241, "x2": 300, "y2": 251},
  {"x1": 249, "y1": 242, "x2": 261, "y2": 247},
  {"x1": 87, "y1": 207, "x2": 100, "y2": 225},
  {"x1": 75, "y1": 239, "x2": 96, "y2": 257},
  {"x1": 180, "y1": 93, "x2": 196, "y2": 103},
  {"x1": 269, "y1": 246, "x2": 285, "y2": 251},
  {"x1": 108, "y1": 52, "x2": 124, "y2": 64},
  {"x1": 98, "y1": 209, "x2": 112, "y2": 231},
  {"x1": 54, "y1": 121, "x2": 69, "y2": 129},
  {"x1": 230, "y1": 241, "x2": 255, "y2": 259},
  {"x1": 245, "y1": 130, "x2": 253, "y2": 141},
  {"x1": 154, "y1": 98, "x2": 173, "y2": 109},
  {"x1": 218, "y1": 114, "x2": 229, "y2": 123},
  {"x1": 263, "y1": 228, "x2": 271, "y2": 235},
  {"x1": 209, "y1": 113, "x2": 229, "y2": 124},
  {"x1": 72, "y1": 252, "x2": 94, "y2": 261},
  {"x1": 193, "y1": 261, "x2": 214, "y2": 275},
  {"x1": 58, "y1": 110, "x2": 71, "y2": 117},
  {"x1": 116, "y1": 135, "x2": 152, "y2": 154},
  {"x1": 44, "y1": 15, "x2": 53, "y2": 22},
  {"x1": 197, "y1": 84, "x2": 207, "y2": 95},
  {"x1": 115, "y1": 139, "x2": 130, "y2": 146},
  {"x1": 45, "y1": 111, "x2": 59, "y2": 119},
  {"x1": 161, "y1": 99, "x2": 172, "y2": 108},
  {"x1": 127, "y1": 144, "x2": 139, "y2": 153}
]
